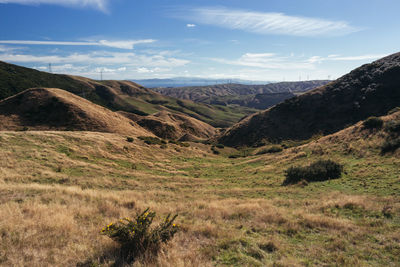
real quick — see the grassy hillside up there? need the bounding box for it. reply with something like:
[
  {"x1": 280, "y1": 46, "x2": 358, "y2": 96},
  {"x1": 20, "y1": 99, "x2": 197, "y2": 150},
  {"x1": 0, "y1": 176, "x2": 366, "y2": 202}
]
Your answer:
[
  {"x1": 118, "y1": 110, "x2": 217, "y2": 140},
  {"x1": 0, "y1": 88, "x2": 152, "y2": 136},
  {"x1": 0, "y1": 61, "x2": 257, "y2": 127},
  {"x1": 153, "y1": 81, "x2": 330, "y2": 109},
  {"x1": 0, "y1": 110, "x2": 399, "y2": 266},
  {"x1": 219, "y1": 52, "x2": 400, "y2": 147}
]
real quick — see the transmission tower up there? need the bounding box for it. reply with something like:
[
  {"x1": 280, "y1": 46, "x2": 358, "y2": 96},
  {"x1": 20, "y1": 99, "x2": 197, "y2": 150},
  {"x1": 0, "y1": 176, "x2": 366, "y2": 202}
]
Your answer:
[{"x1": 48, "y1": 63, "x2": 52, "y2": 73}]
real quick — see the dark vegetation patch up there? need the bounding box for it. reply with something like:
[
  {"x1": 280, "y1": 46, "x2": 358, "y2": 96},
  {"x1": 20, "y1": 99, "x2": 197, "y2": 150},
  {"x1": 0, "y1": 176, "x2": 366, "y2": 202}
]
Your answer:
[
  {"x1": 363, "y1": 117, "x2": 384, "y2": 129},
  {"x1": 283, "y1": 160, "x2": 343, "y2": 185},
  {"x1": 168, "y1": 140, "x2": 190, "y2": 147},
  {"x1": 380, "y1": 118, "x2": 400, "y2": 154},
  {"x1": 211, "y1": 146, "x2": 220, "y2": 155},
  {"x1": 381, "y1": 138, "x2": 400, "y2": 154},
  {"x1": 256, "y1": 146, "x2": 283, "y2": 155},
  {"x1": 138, "y1": 136, "x2": 166, "y2": 145}
]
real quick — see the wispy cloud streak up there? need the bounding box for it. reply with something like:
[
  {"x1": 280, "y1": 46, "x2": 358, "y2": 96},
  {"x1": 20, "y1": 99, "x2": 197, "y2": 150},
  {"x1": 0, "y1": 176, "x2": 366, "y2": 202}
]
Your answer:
[
  {"x1": 308, "y1": 54, "x2": 388, "y2": 63},
  {"x1": 0, "y1": 51, "x2": 189, "y2": 67},
  {"x1": 0, "y1": 0, "x2": 109, "y2": 11},
  {"x1": 174, "y1": 7, "x2": 359, "y2": 37},
  {"x1": 0, "y1": 39, "x2": 156, "y2": 50}
]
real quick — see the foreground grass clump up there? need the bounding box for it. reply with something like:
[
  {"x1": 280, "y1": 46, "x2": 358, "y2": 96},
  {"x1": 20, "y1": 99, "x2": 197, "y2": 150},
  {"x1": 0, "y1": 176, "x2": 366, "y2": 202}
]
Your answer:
[
  {"x1": 101, "y1": 208, "x2": 179, "y2": 263},
  {"x1": 283, "y1": 160, "x2": 343, "y2": 185}
]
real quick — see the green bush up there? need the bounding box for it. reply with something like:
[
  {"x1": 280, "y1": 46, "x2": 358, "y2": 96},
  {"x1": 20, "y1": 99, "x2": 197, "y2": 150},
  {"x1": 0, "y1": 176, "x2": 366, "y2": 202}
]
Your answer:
[
  {"x1": 256, "y1": 146, "x2": 283, "y2": 155},
  {"x1": 363, "y1": 116, "x2": 383, "y2": 129},
  {"x1": 381, "y1": 138, "x2": 400, "y2": 154},
  {"x1": 138, "y1": 136, "x2": 165, "y2": 145},
  {"x1": 215, "y1": 144, "x2": 225, "y2": 149},
  {"x1": 283, "y1": 160, "x2": 343, "y2": 185},
  {"x1": 101, "y1": 208, "x2": 179, "y2": 262},
  {"x1": 169, "y1": 140, "x2": 190, "y2": 147},
  {"x1": 211, "y1": 146, "x2": 220, "y2": 154},
  {"x1": 126, "y1": 137, "x2": 134, "y2": 143}
]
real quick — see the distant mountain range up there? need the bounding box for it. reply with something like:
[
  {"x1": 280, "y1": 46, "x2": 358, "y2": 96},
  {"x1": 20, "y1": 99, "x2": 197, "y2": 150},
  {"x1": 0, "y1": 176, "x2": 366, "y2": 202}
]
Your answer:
[
  {"x1": 153, "y1": 81, "x2": 330, "y2": 109},
  {"x1": 219, "y1": 52, "x2": 400, "y2": 146},
  {"x1": 131, "y1": 77, "x2": 271, "y2": 88}
]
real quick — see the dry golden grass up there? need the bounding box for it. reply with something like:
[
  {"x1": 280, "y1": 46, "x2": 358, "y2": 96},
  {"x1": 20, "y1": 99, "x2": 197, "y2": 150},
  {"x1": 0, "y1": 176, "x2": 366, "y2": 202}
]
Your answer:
[
  {"x1": 0, "y1": 88, "x2": 152, "y2": 136},
  {"x1": 0, "y1": 128, "x2": 399, "y2": 266}
]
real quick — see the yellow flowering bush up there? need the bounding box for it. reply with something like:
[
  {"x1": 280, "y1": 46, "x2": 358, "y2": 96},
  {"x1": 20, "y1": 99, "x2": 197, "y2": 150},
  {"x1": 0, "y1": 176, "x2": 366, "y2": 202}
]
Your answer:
[{"x1": 101, "y1": 208, "x2": 179, "y2": 261}]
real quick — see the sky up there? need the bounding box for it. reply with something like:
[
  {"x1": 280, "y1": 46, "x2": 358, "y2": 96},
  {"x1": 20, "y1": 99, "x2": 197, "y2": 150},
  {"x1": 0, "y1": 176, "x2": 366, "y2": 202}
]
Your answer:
[{"x1": 0, "y1": 0, "x2": 399, "y2": 81}]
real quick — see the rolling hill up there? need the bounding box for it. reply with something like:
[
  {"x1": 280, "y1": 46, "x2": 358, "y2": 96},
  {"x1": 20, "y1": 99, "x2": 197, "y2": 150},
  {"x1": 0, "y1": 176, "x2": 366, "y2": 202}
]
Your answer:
[
  {"x1": 0, "y1": 61, "x2": 257, "y2": 127},
  {"x1": 153, "y1": 81, "x2": 330, "y2": 109},
  {"x1": 0, "y1": 87, "x2": 152, "y2": 136},
  {"x1": 118, "y1": 110, "x2": 217, "y2": 140},
  {"x1": 219, "y1": 52, "x2": 400, "y2": 147}
]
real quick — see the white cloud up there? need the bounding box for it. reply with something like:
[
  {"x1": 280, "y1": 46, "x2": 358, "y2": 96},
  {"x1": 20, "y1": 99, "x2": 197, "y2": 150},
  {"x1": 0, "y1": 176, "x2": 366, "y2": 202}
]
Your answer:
[
  {"x1": 186, "y1": 24, "x2": 196, "y2": 28},
  {"x1": 174, "y1": 7, "x2": 359, "y2": 37},
  {"x1": 95, "y1": 66, "x2": 126, "y2": 73},
  {"x1": 0, "y1": 50, "x2": 190, "y2": 67},
  {"x1": 136, "y1": 67, "x2": 167, "y2": 73},
  {"x1": 0, "y1": 45, "x2": 21, "y2": 52},
  {"x1": 211, "y1": 53, "x2": 315, "y2": 70},
  {"x1": 0, "y1": 0, "x2": 109, "y2": 12},
  {"x1": 307, "y1": 54, "x2": 388, "y2": 63},
  {"x1": 0, "y1": 39, "x2": 156, "y2": 50},
  {"x1": 328, "y1": 54, "x2": 387, "y2": 61}
]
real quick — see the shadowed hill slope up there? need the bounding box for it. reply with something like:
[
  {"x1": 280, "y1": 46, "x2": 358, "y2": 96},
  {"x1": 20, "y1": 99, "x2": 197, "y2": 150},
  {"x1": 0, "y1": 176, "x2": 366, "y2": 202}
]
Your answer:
[
  {"x1": 118, "y1": 110, "x2": 216, "y2": 140},
  {"x1": 0, "y1": 61, "x2": 257, "y2": 127},
  {"x1": 219, "y1": 52, "x2": 400, "y2": 147},
  {"x1": 0, "y1": 88, "x2": 153, "y2": 136}
]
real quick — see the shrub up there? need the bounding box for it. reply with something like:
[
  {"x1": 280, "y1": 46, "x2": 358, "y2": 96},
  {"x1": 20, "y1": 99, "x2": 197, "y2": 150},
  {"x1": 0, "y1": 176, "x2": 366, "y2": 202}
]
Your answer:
[
  {"x1": 168, "y1": 140, "x2": 190, "y2": 147},
  {"x1": 283, "y1": 160, "x2": 343, "y2": 185},
  {"x1": 126, "y1": 137, "x2": 134, "y2": 143},
  {"x1": 212, "y1": 149, "x2": 220, "y2": 155},
  {"x1": 215, "y1": 144, "x2": 225, "y2": 149},
  {"x1": 380, "y1": 138, "x2": 400, "y2": 154},
  {"x1": 363, "y1": 116, "x2": 383, "y2": 129},
  {"x1": 211, "y1": 146, "x2": 220, "y2": 154},
  {"x1": 138, "y1": 136, "x2": 165, "y2": 145},
  {"x1": 256, "y1": 146, "x2": 283, "y2": 155},
  {"x1": 101, "y1": 208, "x2": 179, "y2": 263}
]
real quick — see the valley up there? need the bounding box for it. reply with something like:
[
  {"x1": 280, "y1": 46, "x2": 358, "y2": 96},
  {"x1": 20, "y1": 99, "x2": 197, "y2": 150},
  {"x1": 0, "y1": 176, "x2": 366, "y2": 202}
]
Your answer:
[{"x1": 0, "y1": 51, "x2": 399, "y2": 266}]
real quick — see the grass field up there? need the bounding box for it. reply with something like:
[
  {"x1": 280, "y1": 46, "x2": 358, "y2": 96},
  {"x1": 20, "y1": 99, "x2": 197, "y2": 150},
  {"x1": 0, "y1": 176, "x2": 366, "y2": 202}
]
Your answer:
[{"x1": 0, "y1": 127, "x2": 399, "y2": 266}]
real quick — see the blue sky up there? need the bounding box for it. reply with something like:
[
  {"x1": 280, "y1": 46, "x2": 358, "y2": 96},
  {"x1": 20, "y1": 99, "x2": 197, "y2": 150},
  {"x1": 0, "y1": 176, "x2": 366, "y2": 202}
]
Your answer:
[{"x1": 0, "y1": 0, "x2": 399, "y2": 81}]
